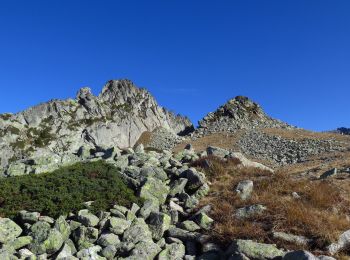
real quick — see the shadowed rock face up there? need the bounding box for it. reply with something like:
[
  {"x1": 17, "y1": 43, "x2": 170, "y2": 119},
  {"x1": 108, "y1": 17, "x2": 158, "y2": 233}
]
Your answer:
[
  {"x1": 0, "y1": 79, "x2": 193, "y2": 172},
  {"x1": 196, "y1": 96, "x2": 292, "y2": 135}
]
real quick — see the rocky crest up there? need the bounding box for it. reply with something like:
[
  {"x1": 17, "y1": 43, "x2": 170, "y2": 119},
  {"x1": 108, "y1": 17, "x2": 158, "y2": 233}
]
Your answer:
[
  {"x1": 195, "y1": 96, "x2": 292, "y2": 136},
  {"x1": 0, "y1": 79, "x2": 193, "y2": 175}
]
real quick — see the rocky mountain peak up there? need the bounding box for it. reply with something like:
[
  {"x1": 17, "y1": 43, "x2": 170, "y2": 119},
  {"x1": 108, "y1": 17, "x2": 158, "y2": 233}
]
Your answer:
[
  {"x1": 0, "y1": 79, "x2": 193, "y2": 174},
  {"x1": 196, "y1": 96, "x2": 292, "y2": 135}
]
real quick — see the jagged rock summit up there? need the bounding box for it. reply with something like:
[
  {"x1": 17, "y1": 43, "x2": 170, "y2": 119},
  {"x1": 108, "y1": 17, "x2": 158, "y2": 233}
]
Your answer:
[
  {"x1": 0, "y1": 79, "x2": 193, "y2": 175},
  {"x1": 196, "y1": 96, "x2": 292, "y2": 136}
]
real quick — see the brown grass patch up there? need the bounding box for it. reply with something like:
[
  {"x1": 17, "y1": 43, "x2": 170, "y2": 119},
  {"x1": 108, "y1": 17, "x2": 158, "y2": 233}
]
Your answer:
[
  {"x1": 173, "y1": 132, "x2": 243, "y2": 153},
  {"x1": 195, "y1": 157, "x2": 350, "y2": 254},
  {"x1": 134, "y1": 131, "x2": 152, "y2": 147},
  {"x1": 263, "y1": 128, "x2": 350, "y2": 144}
]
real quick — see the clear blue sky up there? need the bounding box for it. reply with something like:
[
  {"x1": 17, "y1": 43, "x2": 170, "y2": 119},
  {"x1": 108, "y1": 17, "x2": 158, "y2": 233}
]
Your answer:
[{"x1": 0, "y1": 1, "x2": 349, "y2": 131}]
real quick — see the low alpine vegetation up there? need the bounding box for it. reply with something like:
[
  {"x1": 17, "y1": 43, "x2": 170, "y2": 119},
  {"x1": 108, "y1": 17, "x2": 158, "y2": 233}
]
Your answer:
[
  {"x1": 193, "y1": 156, "x2": 350, "y2": 254},
  {"x1": 0, "y1": 161, "x2": 140, "y2": 218}
]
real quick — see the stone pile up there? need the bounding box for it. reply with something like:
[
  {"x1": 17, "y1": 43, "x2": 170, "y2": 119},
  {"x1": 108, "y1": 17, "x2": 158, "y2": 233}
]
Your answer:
[
  {"x1": 195, "y1": 96, "x2": 292, "y2": 137},
  {"x1": 238, "y1": 131, "x2": 345, "y2": 165}
]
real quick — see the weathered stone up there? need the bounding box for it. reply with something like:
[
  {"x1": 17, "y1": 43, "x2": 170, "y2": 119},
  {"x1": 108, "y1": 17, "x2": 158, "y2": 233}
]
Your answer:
[
  {"x1": 235, "y1": 180, "x2": 253, "y2": 200},
  {"x1": 158, "y1": 242, "x2": 186, "y2": 260},
  {"x1": 327, "y1": 229, "x2": 350, "y2": 255},
  {"x1": 169, "y1": 178, "x2": 188, "y2": 197},
  {"x1": 56, "y1": 242, "x2": 76, "y2": 259},
  {"x1": 18, "y1": 248, "x2": 35, "y2": 259},
  {"x1": 97, "y1": 233, "x2": 120, "y2": 247},
  {"x1": 192, "y1": 213, "x2": 213, "y2": 230},
  {"x1": 167, "y1": 227, "x2": 200, "y2": 242},
  {"x1": 101, "y1": 245, "x2": 117, "y2": 259},
  {"x1": 226, "y1": 239, "x2": 284, "y2": 260},
  {"x1": 54, "y1": 216, "x2": 71, "y2": 241},
  {"x1": 76, "y1": 245, "x2": 102, "y2": 259},
  {"x1": 235, "y1": 204, "x2": 266, "y2": 219},
  {"x1": 179, "y1": 221, "x2": 200, "y2": 232},
  {"x1": 138, "y1": 177, "x2": 169, "y2": 204},
  {"x1": 18, "y1": 211, "x2": 40, "y2": 224},
  {"x1": 139, "y1": 199, "x2": 159, "y2": 219},
  {"x1": 283, "y1": 250, "x2": 318, "y2": 260},
  {"x1": 320, "y1": 168, "x2": 338, "y2": 179},
  {"x1": 122, "y1": 218, "x2": 153, "y2": 244},
  {"x1": 273, "y1": 231, "x2": 311, "y2": 246},
  {"x1": 0, "y1": 218, "x2": 22, "y2": 244},
  {"x1": 2, "y1": 236, "x2": 32, "y2": 250},
  {"x1": 29, "y1": 223, "x2": 64, "y2": 255},
  {"x1": 127, "y1": 240, "x2": 161, "y2": 260},
  {"x1": 147, "y1": 212, "x2": 171, "y2": 240},
  {"x1": 181, "y1": 168, "x2": 206, "y2": 191},
  {"x1": 71, "y1": 226, "x2": 99, "y2": 250},
  {"x1": 109, "y1": 217, "x2": 131, "y2": 235},
  {"x1": 206, "y1": 146, "x2": 229, "y2": 158},
  {"x1": 77, "y1": 209, "x2": 100, "y2": 227}
]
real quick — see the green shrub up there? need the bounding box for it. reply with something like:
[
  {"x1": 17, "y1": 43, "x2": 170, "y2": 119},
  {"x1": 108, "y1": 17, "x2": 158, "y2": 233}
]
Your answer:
[
  {"x1": 7, "y1": 126, "x2": 21, "y2": 135},
  {"x1": 0, "y1": 114, "x2": 12, "y2": 120},
  {"x1": 0, "y1": 161, "x2": 141, "y2": 218},
  {"x1": 33, "y1": 127, "x2": 55, "y2": 147}
]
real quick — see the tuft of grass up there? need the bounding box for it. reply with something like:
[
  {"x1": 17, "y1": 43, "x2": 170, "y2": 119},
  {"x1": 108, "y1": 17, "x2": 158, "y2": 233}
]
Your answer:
[
  {"x1": 0, "y1": 161, "x2": 141, "y2": 218},
  {"x1": 194, "y1": 157, "x2": 350, "y2": 253}
]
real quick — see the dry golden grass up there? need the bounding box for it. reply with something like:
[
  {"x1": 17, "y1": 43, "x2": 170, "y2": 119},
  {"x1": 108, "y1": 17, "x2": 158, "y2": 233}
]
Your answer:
[
  {"x1": 173, "y1": 132, "x2": 243, "y2": 153},
  {"x1": 194, "y1": 156, "x2": 350, "y2": 254},
  {"x1": 134, "y1": 131, "x2": 152, "y2": 148},
  {"x1": 263, "y1": 128, "x2": 350, "y2": 143}
]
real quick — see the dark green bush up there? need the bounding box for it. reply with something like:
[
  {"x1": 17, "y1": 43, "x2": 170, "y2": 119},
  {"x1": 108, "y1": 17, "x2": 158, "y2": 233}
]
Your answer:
[{"x1": 0, "y1": 161, "x2": 140, "y2": 218}]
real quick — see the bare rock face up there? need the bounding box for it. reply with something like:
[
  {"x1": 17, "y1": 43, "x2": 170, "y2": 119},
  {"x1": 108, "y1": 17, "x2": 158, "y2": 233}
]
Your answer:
[
  {"x1": 196, "y1": 96, "x2": 292, "y2": 136},
  {"x1": 0, "y1": 79, "x2": 193, "y2": 175}
]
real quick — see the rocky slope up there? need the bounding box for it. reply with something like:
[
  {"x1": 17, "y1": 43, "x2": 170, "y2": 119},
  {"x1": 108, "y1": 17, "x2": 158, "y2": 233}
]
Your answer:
[
  {"x1": 0, "y1": 144, "x2": 343, "y2": 260},
  {"x1": 195, "y1": 96, "x2": 292, "y2": 137},
  {"x1": 0, "y1": 79, "x2": 193, "y2": 176}
]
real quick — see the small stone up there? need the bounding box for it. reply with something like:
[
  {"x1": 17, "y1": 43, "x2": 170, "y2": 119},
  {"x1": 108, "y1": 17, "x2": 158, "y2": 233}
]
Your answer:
[
  {"x1": 148, "y1": 212, "x2": 171, "y2": 240},
  {"x1": 179, "y1": 221, "x2": 201, "y2": 232},
  {"x1": 76, "y1": 245, "x2": 102, "y2": 259},
  {"x1": 71, "y1": 226, "x2": 99, "y2": 251},
  {"x1": 235, "y1": 180, "x2": 253, "y2": 200},
  {"x1": 128, "y1": 240, "x2": 161, "y2": 260},
  {"x1": 122, "y1": 218, "x2": 153, "y2": 244},
  {"x1": 192, "y1": 213, "x2": 213, "y2": 230},
  {"x1": 327, "y1": 229, "x2": 350, "y2": 255},
  {"x1": 77, "y1": 209, "x2": 100, "y2": 227},
  {"x1": 138, "y1": 177, "x2": 169, "y2": 204},
  {"x1": 181, "y1": 168, "x2": 206, "y2": 191},
  {"x1": 169, "y1": 178, "x2": 188, "y2": 197},
  {"x1": 101, "y1": 245, "x2": 117, "y2": 259},
  {"x1": 225, "y1": 239, "x2": 284, "y2": 260},
  {"x1": 97, "y1": 233, "x2": 120, "y2": 247},
  {"x1": 54, "y1": 216, "x2": 71, "y2": 241},
  {"x1": 283, "y1": 250, "x2": 318, "y2": 260},
  {"x1": 109, "y1": 217, "x2": 131, "y2": 235},
  {"x1": 206, "y1": 146, "x2": 229, "y2": 158},
  {"x1": 18, "y1": 211, "x2": 40, "y2": 224},
  {"x1": 235, "y1": 204, "x2": 266, "y2": 219},
  {"x1": 158, "y1": 242, "x2": 186, "y2": 260},
  {"x1": 139, "y1": 199, "x2": 159, "y2": 219},
  {"x1": 273, "y1": 231, "x2": 311, "y2": 246},
  {"x1": 320, "y1": 168, "x2": 338, "y2": 179}
]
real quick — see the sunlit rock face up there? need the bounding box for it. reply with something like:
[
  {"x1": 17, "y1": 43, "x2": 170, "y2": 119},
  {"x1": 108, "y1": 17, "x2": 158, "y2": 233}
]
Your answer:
[{"x1": 0, "y1": 79, "x2": 193, "y2": 174}]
